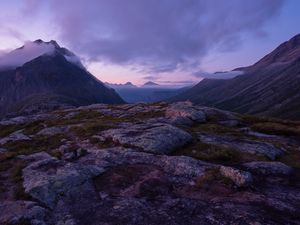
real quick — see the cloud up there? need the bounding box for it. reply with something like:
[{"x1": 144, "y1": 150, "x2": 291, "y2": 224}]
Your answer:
[
  {"x1": 192, "y1": 71, "x2": 244, "y2": 79},
  {"x1": 0, "y1": 42, "x2": 55, "y2": 69},
  {"x1": 0, "y1": 26, "x2": 25, "y2": 42},
  {"x1": 23, "y1": 0, "x2": 285, "y2": 73},
  {"x1": 143, "y1": 75, "x2": 161, "y2": 81}
]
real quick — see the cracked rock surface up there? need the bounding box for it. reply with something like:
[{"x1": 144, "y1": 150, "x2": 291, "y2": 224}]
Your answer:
[{"x1": 0, "y1": 102, "x2": 300, "y2": 224}]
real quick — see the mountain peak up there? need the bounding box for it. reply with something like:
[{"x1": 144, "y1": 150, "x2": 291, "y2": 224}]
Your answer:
[
  {"x1": 0, "y1": 39, "x2": 83, "y2": 70},
  {"x1": 245, "y1": 33, "x2": 300, "y2": 71},
  {"x1": 125, "y1": 82, "x2": 134, "y2": 86},
  {"x1": 33, "y1": 39, "x2": 60, "y2": 48},
  {"x1": 143, "y1": 81, "x2": 159, "y2": 86}
]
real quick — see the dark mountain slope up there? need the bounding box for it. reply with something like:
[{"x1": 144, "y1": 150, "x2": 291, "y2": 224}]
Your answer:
[
  {"x1": 170, "y1": 34, "x2": 300, "y2": 120},
  {"x1": 0, "y1": 40, "x2": 124, "y2": 117}
]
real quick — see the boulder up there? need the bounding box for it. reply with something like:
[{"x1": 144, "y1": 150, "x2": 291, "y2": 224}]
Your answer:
[
  {"x1": 198, "y1": 133, "x2": 284, "y2": 160},
  {"x1": 22, "y1": 151, "x2": 55, "y2": 162},
  {"x1": 219, "y1": 166, "x2": 253, "y2": 187},
  {"x1": 0, "y1": 130, "x2": 31, "y2": 145},
  {"x1": 196, "y1": 106, "x2": 238, "y2": 121},
  {"x1": 165, "y1": 102, "x2": 206, "y2": 125},
  {"x1": 80, "y1": 148, "x2": 213, "y2": 179},
  {"x1": 0, "y1": 148, "x2": 7, "y2": 153},
  {"x1": 217, "y1": 120, "x2": 239, "y2": 127},
  {"x1": 22, "y1": 158, "x2": 103, "y2": 209},
  {"x1": 37, "y1": 126, "x2": 70, "y2": 136},
  {"x1": 102, "y1": 123, "x2": 192, "y2": 154},
  {"x1": 243, "y1": 161, "x2": 293, "y2": 175},
  {"x1": 0, "y1": 201, "x2": 47, "y2": 225}
]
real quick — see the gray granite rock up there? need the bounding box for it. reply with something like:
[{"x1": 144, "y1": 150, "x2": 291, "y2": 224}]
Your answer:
[
  {"x1": 37, "y1": 126, "x2": 70, "y2": 136},
  {"x1": 198, "y1": 133, "x2": 284, "y2": 160},
  {"x1": 220, "y1": 166, "x2": 253, "y2": 187},
  {"x1": 23, "y1": 158, "x2": 103, "y2": 209},
  {"x1": 0, "y1": 201, "x2": 47, "y2": 225},
  {"x1": 0, "y1": 130, "x2": 31, "y2": 145},
  {"x1": 102, "y1": 123, "x2": 192, "y2": 154},
  {"x1": 166, "y1": 101, "x2": 206, "y2": 125},
  {"x1": 244, "y1": 161, "x2": 293, "y2": 175}
]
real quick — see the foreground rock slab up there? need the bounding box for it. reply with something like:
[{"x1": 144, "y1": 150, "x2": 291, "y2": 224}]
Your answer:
[
  {"x1": 0, "y1": 102, "x2": 299, "y2": 225},
  {"x1": 0, "y1": 201, "x2": 47, "y2": 225},
  {"x1": 102, "y1": 123, "x2": 193, "y2": 154},
  {"x1": 244, "y1": 161, "x2": 293, "y2": 175},
  {"x1": 165, "y1": 101, "x2": 206, "y2": 125},
  {"x1": 219, "y1": 166, "x2": 253, "y2": 187},
  {"x1": 198, "y1": 133, "x2": 284, "y2": 160},
  {"x1": 0, "y1": 130, "x2": 31, "y2": 145}
]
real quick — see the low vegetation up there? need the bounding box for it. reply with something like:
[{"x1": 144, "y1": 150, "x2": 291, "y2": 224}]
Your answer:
[
  {"x1": 176, "y1": 140, "x2": 241, "y2": 163},
  {"x1": 3, "y1": 134, "x2": 66, "y2": 156},
  {"x1": 195, "y1": 168, "x2": 234, "y2": 188},
  {"x1": 241, "y1": 114, "x2": 300, "y2": 136}
]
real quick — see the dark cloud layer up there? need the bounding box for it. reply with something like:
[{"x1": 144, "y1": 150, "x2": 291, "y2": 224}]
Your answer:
[{"x1": 26, "y1": 0, "x2": 285, "y2": 73}]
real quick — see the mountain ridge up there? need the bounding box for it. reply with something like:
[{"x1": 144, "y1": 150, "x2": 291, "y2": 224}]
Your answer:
[
  {"x1": 170, "y1": 33, "x2": 300, "y2": 120},
  {"x1": 0, "y1": 40, "x2": 124, "y2": 118}
]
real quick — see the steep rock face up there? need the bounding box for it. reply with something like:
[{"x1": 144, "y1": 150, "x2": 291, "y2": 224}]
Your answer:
[
  {"x1": 170, "y1": 34, "x2": 300, "y2": 120},
  {"x1": 0, "y1": 40, "x2": 124, "y2": 118}
]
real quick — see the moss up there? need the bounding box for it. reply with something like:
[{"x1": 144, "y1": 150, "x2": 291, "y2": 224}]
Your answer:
[
  {"x1": 190, "y1": 124, "x2": 236, "y2": 133},
  {"x1": 240, "y1": 114, "x2": 287, "y2": 124},
  {"x1": 206, "y1": 113, "x2": 228, "y2": 122},
  {"x1": 22, "y1": 121, "x2": 45, "y2": 135},
  {"x1": 46, "y1": 110, "x2": 104, "y2": 127},
  {"x1": 251, "y1": 122, "x2": 300, "y2": 137},
  {"x1": 0, "y1": 152, "x2": 17, "y2": 162},
  {"x1": 240, "y1": 114, "x2": 300, "y2": 136},
  {"x1": 0, "y1": 120, "x2": 45, "y2": 138},
  {"x1": 11, "y1": 218, "x2": 32, "y2": 225},
  {"x1": 176, "y1": 138, "x2": 267, "y2": 164},
  {"x1": 70, "y1": 122, "x2": 114, "y2": 138},
  {"x1": 49, "y1": 151, "x2": 63, "y2": 160},
  {"x1": 132, "y1": 110, "x2": 165, "y2": 120},
  {"x1": 195, "y1": 168, "x2": 234, "y2": 188},
  {"x1": 70, "y1": 110, "x2": 104, "y2": 121},
  {"x1": 176, "y1": 140, "x2": 241, "y2": 163},
  {"x1": 10, "y1": 161, "x2": 31, "y2": 200},
  {"x1": 3, "y1": 134, "x2": 66, "y2": 156},
  {"x1": 278, "y1": 148, "x2": 300, "y2": 169},
  {"x1": 0, "y1": 160, "x2": 12, "y2": 173},
  {"x1": 0, "y1": 124, "x2": 22, "y2": 138}
]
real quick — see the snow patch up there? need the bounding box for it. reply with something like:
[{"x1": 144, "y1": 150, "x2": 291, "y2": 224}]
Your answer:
[
  {"x1": 0, "y1": 42, "x2": 55, "y2": 69},
  {"x1": 197, "y1": 71, "x2": 244, "y2": 79},
  {"x1": 64, "y1": 54, "x2": 85, "y2": 69}
]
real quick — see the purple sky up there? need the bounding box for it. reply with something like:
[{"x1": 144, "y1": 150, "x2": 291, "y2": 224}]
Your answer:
[{"x1": 0, "y1": 0, "x2": 299, "y2": 85}]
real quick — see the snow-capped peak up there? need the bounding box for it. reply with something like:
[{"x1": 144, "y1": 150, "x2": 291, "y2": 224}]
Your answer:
[
  {"x1": 0, "y1": 40, "x2": 84, "y2": 70},
  {"x1": 0, "y1": 40, "x2": 55, "y2": 69}
]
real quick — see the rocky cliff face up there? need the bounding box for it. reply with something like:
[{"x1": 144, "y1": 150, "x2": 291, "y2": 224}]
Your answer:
[
  {"x1": 0, "y1": 102, "x2": 299, "y2": 224},
  {"x1": 0, "y1": 40, "x2": 124, "y2": 118},
  {"x1": 170, "y1": 34, "x2": 300, "y2": 120}
]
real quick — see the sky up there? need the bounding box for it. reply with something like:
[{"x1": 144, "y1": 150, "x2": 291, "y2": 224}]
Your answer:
[{"x1": 0, "y1": 0, "x2": 299, "y2": 86}]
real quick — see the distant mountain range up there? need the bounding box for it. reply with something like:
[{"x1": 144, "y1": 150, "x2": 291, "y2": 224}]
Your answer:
[
  {"x1": 106, "y1": 81, "x2": 189, "y2": 103},
  {"x1": 0, "y1": 40, "x2": 124, "y2": 117},
  {"x1": 143, "y1": 81, "x2": 159, "y2": 86},
  {"x1": 105, "y1": 82, "x2": 137, "y2": 89},
  {"x1": 170, "y1": 33, "x2": 300, "y2": 120}
]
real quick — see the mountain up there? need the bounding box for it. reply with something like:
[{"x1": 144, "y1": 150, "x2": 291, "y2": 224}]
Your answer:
[
  {"x1": 106, "y1": 82, "x2": 137, "y2": 89},
  {"x1": 170, "y1": 33, "x2": 300, "y2": 120},
  {"x1": 0, "y1": 40, "x2": 124, "y2": 117},
  {"x1": 125, "y1": 82, "x2": 134, "y2": 86},
  {"x1": 105, "y1": 81, "x2": 188, "y2": 103},
  {"x1": 143, "y1": 81, "x2": 159, "y2": 86}
]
